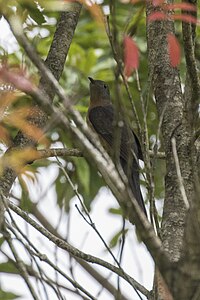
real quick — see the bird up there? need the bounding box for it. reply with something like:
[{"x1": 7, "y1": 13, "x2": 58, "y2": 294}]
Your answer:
[{"x1": 87, "y1": 77, "x2": 147, "y2": 216}]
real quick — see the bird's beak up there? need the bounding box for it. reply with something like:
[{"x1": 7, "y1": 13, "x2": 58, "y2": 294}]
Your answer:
[{"x1": 88, "y1": 77, "x2": 95, "y2": 84}]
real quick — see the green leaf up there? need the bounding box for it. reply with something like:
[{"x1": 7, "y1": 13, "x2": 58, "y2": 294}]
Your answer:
[
  {"x1": 109, "y1": 229, "x2": 128, "y2": 249},
  {"x1": 55, "y1": 168, "x2": 74, "y2": 212},
  {"x1": 0, "y1": 236, "x2": 5, "y2": 247},
  {"x1": 108, "y1": 207, "x2": 123, "y2": 216},
  {"x1": 29, "y1": 8, "x2": 45, "y2": 25},
  {"x1": 19, "y1": 2, "x2": 45, "y2": 25},
  {"x1": 0, "y1": 289, "x2": 20, "y2": 300},
  {"x1": 0, "y1": 261, "x2": 18, "y2": 274}
]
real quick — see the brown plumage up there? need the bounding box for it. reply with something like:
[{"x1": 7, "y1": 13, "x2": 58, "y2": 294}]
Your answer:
[{"x1": 87, "y1": 77, "x2": 147, "y2": 216}]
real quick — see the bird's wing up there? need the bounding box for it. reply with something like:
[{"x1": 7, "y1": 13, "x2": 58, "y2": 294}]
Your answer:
[
  {"x1": 88, "y1": 105, "x2": 114, "y2": 148},
  {"x1": 89, "y1": 105, "x2": 146, "y2": 215},
  {"x1": 88, "y1": 105, "x2": 140, "y2": 162}
]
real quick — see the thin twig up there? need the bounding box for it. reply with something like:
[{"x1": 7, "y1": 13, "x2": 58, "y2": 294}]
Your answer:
[
  {"x1": 117, "y1": 218, "x2": 126, "y2": 298},
  {"x1": 5, "y1": 222, "x2": 52, "y2": 300},
  {"x1": 0, "y1": 247, "x2": 86, "y2": 299},
  {"x1": 21, "y1": 147, "x2": 166, "y2": 162},
  {"x1": 56, "y1": 157, "x2": 145, "y2": 299},
  {"x1": 3, "y1": 228, "x2": 40, "y2": 300},
  {"x1": 8, "y1": 199, "x2": 150, "y2": 297},
  {"x1": 5, "y1": 208, "x2": 96, "y2": 300},
  {"x1": 171, "y1": 137, "x2": 190, "y2": 210},
  {"x1": 105, "y1": 15, "x2": 142, "y2": 136},
  {"x1": 135, "y1": 70, "x2": 159, "y2": 234}
]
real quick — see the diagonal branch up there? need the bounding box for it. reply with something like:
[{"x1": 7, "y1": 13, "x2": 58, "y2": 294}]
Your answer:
[
  {"x1": 6, "y1": 17, "x2": 172, "y2": 283},
  {"x1": 39, "y1": 5, "x2": 82, "y2": 100},
  {"x1": 30, "y1": 202, "x2": 130, "y2": 300},
  {"x1": 8, "y1": 199, "x2": 149, "y2": 297}
]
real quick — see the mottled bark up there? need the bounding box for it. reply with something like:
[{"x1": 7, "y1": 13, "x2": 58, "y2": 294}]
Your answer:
[
  {"x1": 0, "y1": 4, "x2": 82, "y2": 198},
  {"x1": 146, "y1": 1, "x2": 193, "y2": 262},
  {"x1": 146, "y1": 1, "x2": 199, "y2": 299}
]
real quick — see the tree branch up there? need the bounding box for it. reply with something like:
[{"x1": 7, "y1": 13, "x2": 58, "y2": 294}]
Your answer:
[
  {"x1": 39, "y1": 5, "x2": 82, "y2": 100},
  {"x1": 6, "y1": 18, "x2": 172, "y2": 282},
  {"x1": 8, "y1": 199, "x2": 149, "y2": 298},
  {"x1": 0, "y1": 4, "x2": 82, "y2": 197},
  {"x1": 146, "y1": 1, "x2": 197, "y2": 298},
  {"x1": 182, "y1": 2, "x2": 200, "y2": 127},
  {"x1": 30, "y1": 201, "x2": 130, "y2": 300},
  {"x1": 25, "y1": 147, "x2": 166, "y2": 161}
]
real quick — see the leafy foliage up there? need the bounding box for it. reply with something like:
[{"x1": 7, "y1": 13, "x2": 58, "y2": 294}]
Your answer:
[
  {"x1": 0, "y1": 0, "x2": 181, "y2": 213},
  {"x1": 0, "y1": 1, "x2": 199, "y2": 299}
]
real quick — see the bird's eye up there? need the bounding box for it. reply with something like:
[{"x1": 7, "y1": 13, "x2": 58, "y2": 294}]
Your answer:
[{"x1": 104, "y1": 84, "x2": 107, "y2": 89}]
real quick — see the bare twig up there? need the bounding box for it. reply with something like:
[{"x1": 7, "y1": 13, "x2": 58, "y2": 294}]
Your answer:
[
  {"x1": 0, "y1": 247, "x2": 90, "y2": 299},
  {"x1": 55, "y1": 157, "x2": 146, "y2": 299},
  {"x1": 135, "y1": 70, "x2": 159, "y2": 233},
  {"x1": 3, "y1": 228, "x2": 40, "y2": 300},
  {"x1": 28, "y1": 200, "x2": 131, "y2": 300},
  {"x1": 171, "y1": 137, "x2": 190, "y2": 210},
  {"x1": 8, "y1": 199, "x2": 150, "y2": 298},
  {"x1": 15, "y1": 147, "x2": 165, "y2": 163},
  {"x1": 6, "y1": 216, "x2": 94, "y2": 300},
  {"x1": 36, "y1": 148, "x2": 82, "y2": 159}
]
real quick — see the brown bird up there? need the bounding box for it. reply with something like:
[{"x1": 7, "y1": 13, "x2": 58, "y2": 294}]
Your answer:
[{"x1": 87, "y1": 77, "x2": 147, "y2": 216}]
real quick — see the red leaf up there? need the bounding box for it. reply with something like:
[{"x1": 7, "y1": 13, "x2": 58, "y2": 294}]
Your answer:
[
  {"x1": 152, "y1": 0, "x2": 164, "y2": 6},
  {"x1": 124, "y1": 36, "x2": 139, "y2": 77},
  {"x1": 167, "y1": 34, "x2": 181, "y2": 67},
  {"x1": 173, "y1": 14, "x2": 198, "y2": 25},
  {"x1": 166, "y1": 3, "x2": 197, "y2": 12},
  {"x1": 0, "y1": 67, "x2": 34, "y2": 92},
  {"x1": 148, "y1": 11, "x2": 167, "y2": 21}
]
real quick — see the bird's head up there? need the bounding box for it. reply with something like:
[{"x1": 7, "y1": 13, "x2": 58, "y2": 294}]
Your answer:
[{"x1": 88, "y1": 77, "x2": 110, "y2": 104}]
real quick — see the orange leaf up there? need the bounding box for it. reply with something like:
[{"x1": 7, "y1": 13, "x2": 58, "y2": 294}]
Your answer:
[
  {"x1": 4, "y1": 148, "x2": 39, "y2": 174},
  {"x1": 167, "y1": 34, "x2": 181, "y2": 67},
  {"x1": 124, "y1": 36, "x2": 139, "y2": 77},
  {"x1": 0, "y1": 125, "x2": 11, "y2": 146},
  {"x1": 79, "y1": 0, "x2": 104, "y2": 25},
  {"x1": 4, "y1": 107, "x2": 49, "y2": 145}
]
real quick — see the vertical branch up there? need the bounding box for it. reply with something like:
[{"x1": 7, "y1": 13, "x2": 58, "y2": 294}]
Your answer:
[
  {"x1": 3, "y1": 229, "x2": 40, "y2": 300},
  {"x1": 0, "y1": 4, "x2": 82, "y2": 198},
  {"x1": 146, "y1": 0, "x2": 193, "y2": 260},
  {"x1": 135, "y1": 70, "x2": 159, "y2": 232},
  {"x1": 146, "y1": 0, "x2": 199, "y2": 299},
  {"x1": 182, "y1": 0, "x2": 200, "y2": 127}
]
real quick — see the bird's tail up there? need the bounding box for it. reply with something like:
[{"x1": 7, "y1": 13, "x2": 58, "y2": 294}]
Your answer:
[
  {"x1": 129, "y1": 169, "x2": 147, "y2": 216},
  {"x1": 121, "y1": 159, "x2": 147, "y2": 217}
]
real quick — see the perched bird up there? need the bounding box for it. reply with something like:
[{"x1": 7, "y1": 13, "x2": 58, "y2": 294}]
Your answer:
[{"x1": 87, "y1": 77, "x2": 147, "y2": 216}]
